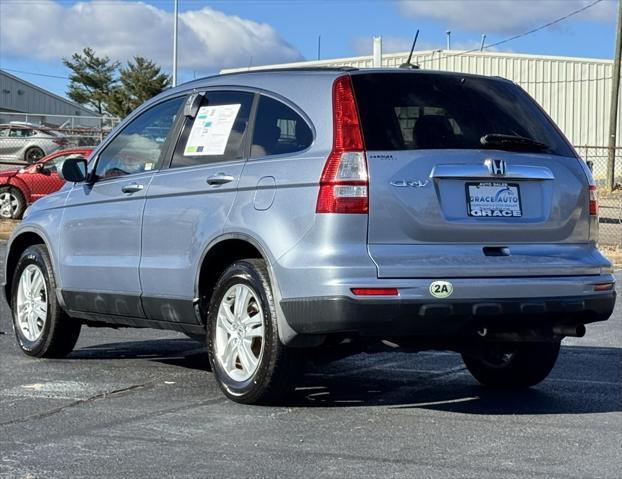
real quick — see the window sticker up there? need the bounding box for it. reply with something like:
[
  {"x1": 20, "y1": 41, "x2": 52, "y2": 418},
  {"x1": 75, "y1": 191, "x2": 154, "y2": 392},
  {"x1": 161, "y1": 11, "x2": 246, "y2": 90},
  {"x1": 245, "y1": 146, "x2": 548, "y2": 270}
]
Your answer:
[{"x1": 184, "y1": 104, "x2": 241, "y2": 156}]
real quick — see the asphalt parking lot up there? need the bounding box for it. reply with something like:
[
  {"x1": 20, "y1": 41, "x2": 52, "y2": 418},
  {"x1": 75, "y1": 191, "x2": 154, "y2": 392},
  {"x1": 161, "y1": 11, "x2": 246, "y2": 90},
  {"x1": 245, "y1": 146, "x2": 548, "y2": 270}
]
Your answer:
[{"x1": 0, "y1": 241, "x2": 620, "y2": 478}]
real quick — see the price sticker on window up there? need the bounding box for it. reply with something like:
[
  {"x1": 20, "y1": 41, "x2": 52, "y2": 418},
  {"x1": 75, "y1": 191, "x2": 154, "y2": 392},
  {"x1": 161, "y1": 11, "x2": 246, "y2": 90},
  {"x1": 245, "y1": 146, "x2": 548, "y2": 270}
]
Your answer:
[{"x1": 184, "y1": 104, "x2": 241, "y2": 156}]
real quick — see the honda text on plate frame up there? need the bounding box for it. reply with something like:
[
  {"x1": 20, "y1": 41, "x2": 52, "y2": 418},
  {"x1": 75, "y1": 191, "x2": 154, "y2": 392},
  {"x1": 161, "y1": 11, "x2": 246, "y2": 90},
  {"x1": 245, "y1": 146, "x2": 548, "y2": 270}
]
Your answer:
[{"x1": 3, "y1": 68, "x2": 615, "y2": 405}]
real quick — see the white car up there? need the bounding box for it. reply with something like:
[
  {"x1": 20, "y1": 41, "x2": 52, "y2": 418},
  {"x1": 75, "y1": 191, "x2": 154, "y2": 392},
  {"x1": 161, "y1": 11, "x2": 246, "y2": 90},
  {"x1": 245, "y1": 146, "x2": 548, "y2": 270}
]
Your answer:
[{"x1": 0, "y1": 122, "x2": 68, "y2": 165}]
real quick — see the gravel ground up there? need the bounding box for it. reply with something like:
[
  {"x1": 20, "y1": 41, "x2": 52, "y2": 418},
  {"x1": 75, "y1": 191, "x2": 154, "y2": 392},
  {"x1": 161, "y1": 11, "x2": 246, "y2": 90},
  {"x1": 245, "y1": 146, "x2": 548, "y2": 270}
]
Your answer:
[{"x1": 0, "y1": 241, "x2": 620, "y2": 478}]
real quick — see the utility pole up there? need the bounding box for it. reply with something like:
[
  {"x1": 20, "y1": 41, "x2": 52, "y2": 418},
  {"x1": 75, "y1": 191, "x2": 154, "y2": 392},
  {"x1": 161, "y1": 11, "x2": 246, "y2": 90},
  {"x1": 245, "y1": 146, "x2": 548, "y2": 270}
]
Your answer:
[
  {"x1": 317, "y1": 35, "x2": 321, "y2": 61},
  {"x1": 446, "y1": 30, "x2": 451, "y2": 50},
  {"x1": 172, "y1": 0, "x2": 179, "y2": 87},
  {"x1": 607, "y1": 0, "x2": 622, "y2": 190}
]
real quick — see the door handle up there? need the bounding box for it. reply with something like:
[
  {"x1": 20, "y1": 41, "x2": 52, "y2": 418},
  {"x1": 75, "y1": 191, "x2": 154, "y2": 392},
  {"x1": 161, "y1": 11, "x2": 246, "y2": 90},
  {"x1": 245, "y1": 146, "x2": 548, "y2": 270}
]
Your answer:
[
  {"x1": 121, "y1": 183, "x2": 144, "y2": 194},
  {"x1": 206, "y1": 173, "x2": 235, "y2": 185}
]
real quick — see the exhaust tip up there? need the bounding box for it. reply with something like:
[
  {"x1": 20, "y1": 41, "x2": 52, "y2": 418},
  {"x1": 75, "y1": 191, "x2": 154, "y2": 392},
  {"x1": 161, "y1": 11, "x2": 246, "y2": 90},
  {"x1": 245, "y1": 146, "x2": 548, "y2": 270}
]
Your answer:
[{"x1": 553, "y1": 324, "x2": 586, "y2": 338}]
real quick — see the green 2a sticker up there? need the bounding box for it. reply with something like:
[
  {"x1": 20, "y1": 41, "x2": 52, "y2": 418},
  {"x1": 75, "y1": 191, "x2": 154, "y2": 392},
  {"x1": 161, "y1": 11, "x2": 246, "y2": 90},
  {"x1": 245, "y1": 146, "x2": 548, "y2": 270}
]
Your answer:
[{"x1": 429, "y1": 281, "x2": 453, "y2": 298}]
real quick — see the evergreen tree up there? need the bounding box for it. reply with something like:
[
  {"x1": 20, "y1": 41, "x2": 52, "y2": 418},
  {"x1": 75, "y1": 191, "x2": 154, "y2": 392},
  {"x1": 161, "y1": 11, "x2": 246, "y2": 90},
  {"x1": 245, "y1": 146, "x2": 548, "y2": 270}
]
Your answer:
[
  {"x1": 62, "y1": 47, "x2": 118, "y2": 114},
  {"x1": 106, "y1": 57, "x2": 171, "y2": 118}
]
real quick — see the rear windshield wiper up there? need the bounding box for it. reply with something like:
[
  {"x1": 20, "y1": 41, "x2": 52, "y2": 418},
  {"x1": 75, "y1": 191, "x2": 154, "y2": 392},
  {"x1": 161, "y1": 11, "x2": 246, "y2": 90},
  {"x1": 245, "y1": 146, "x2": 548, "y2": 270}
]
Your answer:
[{"x1": 480, "y1": 134, "x2": 550, "y2": 152}]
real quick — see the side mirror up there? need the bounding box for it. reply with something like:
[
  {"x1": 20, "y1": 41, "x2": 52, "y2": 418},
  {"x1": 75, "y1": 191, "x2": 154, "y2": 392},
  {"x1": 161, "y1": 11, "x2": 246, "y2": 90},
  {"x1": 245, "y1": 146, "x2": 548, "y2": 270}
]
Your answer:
[
  {"x1": 58, "y1": 156, "x2": 88, "y2": 182},
  {"x1": 35, "y1": 163, "x2": 49, "y2": 174}
]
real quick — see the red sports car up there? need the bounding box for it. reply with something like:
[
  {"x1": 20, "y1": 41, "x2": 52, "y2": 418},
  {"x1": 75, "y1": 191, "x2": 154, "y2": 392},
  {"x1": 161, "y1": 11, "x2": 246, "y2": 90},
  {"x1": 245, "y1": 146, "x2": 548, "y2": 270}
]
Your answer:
[{"x1": 0, "y1": 147, "x2": 93, "y2": 219}]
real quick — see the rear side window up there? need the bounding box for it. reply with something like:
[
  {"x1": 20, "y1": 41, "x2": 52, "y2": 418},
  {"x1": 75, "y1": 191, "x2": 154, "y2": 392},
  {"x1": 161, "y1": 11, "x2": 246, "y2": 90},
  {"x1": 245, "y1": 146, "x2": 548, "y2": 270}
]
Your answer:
[
  {"x1": 251, "y1": 96, "x2": 312, "y2": 158},
  {"x1": 351, "y1": 73, "x2": 573, "y2": 157},
  {"x1": 171, "y1": 91, "x2": 253, "y2": 168}
]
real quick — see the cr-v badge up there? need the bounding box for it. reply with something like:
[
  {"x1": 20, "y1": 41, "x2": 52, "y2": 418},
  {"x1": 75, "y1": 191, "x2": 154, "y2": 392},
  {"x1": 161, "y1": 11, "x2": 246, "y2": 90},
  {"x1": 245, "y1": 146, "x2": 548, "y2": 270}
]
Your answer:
[
  {"x1": 390, "y1": 179, "x2": 429, "y2": 188},
  {"x1": 429, "y1": 281, "x2": 453, "y2": 298}
]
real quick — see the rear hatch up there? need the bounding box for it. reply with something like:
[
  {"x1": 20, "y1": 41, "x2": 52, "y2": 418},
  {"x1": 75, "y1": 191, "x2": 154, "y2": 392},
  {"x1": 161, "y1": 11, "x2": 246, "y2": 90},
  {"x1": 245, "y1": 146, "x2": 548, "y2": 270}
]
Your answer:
[{"x1": 350, "y1": 72, "x2": 600, "y2": 278}]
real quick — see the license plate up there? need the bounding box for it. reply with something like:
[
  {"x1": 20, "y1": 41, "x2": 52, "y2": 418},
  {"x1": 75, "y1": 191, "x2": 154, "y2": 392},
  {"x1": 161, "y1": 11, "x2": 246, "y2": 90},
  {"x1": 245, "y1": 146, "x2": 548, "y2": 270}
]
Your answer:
[{"x1": 466, "y1": 182, "x2": 522, "y2": 217}]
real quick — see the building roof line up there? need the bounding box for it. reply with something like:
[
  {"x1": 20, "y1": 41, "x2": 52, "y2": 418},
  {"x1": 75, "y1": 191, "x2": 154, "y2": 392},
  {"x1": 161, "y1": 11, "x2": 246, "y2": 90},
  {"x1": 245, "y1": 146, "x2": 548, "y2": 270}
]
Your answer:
[
  {"x1": 0, "y1": 69, "x2": 100, "y2": 116},
  {"x1": 222, "y1": 49, "x2": 614, "y2": 74}
]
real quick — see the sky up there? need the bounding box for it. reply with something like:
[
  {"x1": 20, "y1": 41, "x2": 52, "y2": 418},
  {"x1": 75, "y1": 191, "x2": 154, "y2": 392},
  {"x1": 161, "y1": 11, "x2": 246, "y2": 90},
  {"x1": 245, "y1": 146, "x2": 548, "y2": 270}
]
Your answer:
[{"x1": 0, "y1": 0, "x2": 619, "y2": 100}]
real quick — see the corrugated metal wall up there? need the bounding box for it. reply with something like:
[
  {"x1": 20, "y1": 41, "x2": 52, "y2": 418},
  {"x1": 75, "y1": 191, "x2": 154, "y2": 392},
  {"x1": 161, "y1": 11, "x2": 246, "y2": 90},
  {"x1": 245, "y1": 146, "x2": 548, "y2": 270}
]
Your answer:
[
  {"x1": 0, "y1": 70, "x2": 97, "y2": 117},
  {"x1": 223, "y1": 50, "x2": 620, "y2": 148}
]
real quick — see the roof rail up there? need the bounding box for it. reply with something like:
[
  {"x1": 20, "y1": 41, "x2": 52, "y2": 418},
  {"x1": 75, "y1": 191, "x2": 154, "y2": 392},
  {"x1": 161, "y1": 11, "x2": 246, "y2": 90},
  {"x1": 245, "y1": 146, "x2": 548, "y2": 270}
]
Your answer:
[{"x1": 199, "y1": 66, "x2": 358, "y2": 81}]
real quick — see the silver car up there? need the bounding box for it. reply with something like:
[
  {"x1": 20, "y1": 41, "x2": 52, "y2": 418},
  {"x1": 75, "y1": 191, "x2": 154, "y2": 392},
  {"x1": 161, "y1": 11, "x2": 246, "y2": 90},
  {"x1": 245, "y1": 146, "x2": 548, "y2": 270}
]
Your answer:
[
  {"x1": 3, "y1": 68, "x2": 615, "y2": 404},
  {"x1": 0, "y1": 123, "x2": 67, "y2": 165}
]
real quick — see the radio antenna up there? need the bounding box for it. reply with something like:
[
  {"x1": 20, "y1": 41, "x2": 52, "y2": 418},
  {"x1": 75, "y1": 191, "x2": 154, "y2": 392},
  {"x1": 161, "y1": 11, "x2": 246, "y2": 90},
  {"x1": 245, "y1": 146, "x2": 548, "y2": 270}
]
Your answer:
[{"x1": 400, "y1": 30, "x2": 420, "y2": 69}]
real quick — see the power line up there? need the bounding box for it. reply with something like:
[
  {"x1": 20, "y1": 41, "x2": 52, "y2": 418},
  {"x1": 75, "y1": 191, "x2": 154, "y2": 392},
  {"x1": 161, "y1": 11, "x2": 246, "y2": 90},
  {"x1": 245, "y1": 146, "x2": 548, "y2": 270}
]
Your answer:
[
  {"x1": 1, "y1": 68, "x2": 68, "y2": 80},
  {"x1": 417, "y1": 0, "x2": 605, "y2": 66},
  {"x1": 517, "y1": 75, "x2": 613, "y2": 85}
]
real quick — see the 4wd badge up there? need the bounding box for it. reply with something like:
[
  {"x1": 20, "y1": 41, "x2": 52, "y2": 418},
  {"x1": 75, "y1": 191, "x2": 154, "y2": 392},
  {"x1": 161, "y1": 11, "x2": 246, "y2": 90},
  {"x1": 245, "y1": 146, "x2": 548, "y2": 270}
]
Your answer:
[{"x1": 429, "y1": 281, "x2": 453, "y2": 298}]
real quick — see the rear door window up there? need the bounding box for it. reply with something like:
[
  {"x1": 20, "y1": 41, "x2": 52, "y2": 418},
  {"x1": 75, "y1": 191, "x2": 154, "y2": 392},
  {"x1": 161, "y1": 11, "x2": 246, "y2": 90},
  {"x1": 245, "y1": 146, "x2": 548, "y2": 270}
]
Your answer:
[
  {"x1": 171, "y1": 91, "x2": 253, "y2": 168},
  {"x1": 351, "y1": 73, "x2": 573, "y2": 157},
  {"x1": 251, "y1": 96, "x2": 312, "y2": 158}
]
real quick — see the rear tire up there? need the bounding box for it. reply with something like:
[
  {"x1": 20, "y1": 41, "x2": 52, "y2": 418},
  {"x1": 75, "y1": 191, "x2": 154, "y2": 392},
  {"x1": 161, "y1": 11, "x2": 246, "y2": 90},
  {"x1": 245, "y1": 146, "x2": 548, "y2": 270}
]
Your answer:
[
  {"x1": 462, "y1": 341, "x2": 560, "y2": 389},
  {"x1": 11, "y1": 244, "x2": 81, "y2": 358},
  {"x1": 207, "y1": 259, "x2": 300, "y2": 404}
]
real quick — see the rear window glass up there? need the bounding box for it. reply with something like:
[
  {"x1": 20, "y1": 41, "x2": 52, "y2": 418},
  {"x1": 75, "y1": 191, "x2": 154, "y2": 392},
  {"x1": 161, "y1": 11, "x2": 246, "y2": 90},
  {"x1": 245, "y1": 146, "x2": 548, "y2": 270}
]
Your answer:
[{"x1": 351, "y1": 73, "x2": 573, "y2": 157}]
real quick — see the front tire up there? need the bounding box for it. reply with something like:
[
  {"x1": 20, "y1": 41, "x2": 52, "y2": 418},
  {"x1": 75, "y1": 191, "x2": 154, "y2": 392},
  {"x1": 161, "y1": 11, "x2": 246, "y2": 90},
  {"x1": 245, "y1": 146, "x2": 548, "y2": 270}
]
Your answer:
[
  {"x1": 207, "y1": 259, "x2": 299, "y2": 404},
  {"x1": 11, "y1": 244, "x2": 81, "y2": 358},
  {"x1": 462, "y1": 341, "x2": 561, "y2": 389},
  {"x1": 0, "y1": 186, "x2": 26, "y2": 219}
]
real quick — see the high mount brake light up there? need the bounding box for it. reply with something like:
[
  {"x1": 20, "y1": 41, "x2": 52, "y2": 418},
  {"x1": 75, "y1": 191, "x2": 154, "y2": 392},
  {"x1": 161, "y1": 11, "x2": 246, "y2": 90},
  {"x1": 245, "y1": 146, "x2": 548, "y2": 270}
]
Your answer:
[{"x1": 316, "y1": 75, "x2": 368, "y2": 214}]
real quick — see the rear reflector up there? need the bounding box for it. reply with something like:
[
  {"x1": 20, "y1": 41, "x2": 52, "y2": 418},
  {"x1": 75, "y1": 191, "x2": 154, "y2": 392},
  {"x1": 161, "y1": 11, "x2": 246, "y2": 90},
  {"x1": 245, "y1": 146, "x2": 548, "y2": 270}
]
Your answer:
[
  {"x1": 351, "y1": 288, "x2": 399, "y2": 296},
  {"x1": 589, "y1": 185, "x2": 598, "y2": 216},
  {"x1": 316, "y1": 75, "x2": 368, "y2": 214},
  {"x1": 593, "y1": 282, "x2": 614, "y2": 291}
]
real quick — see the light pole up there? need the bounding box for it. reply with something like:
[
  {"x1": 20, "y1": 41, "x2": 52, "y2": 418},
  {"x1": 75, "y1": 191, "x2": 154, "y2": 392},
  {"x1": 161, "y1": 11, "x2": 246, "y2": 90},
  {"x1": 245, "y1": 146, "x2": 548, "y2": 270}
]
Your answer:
[
  {"x1": 173, "y1": 0, "x2": 179, "y2": 87},
  {"x1": 607, "y1": 0, "x2": 622, "y2": 190}
]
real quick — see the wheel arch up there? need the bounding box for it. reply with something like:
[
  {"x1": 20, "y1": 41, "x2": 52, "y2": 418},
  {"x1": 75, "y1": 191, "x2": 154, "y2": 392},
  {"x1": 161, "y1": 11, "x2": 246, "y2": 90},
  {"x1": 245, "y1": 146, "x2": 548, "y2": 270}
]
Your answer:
[
  {"x1": 7, "y1": 178, "x2": 32, "y2": 203},
  {"x1": 195, "y1": 234, "x2": 268, "y2": 309},
  {"x1": 4, "y1": 228, "x2": 53, "y2": 306},
  {"x1": 195, "y1": 233, "x2": 315, "y2": 346}
]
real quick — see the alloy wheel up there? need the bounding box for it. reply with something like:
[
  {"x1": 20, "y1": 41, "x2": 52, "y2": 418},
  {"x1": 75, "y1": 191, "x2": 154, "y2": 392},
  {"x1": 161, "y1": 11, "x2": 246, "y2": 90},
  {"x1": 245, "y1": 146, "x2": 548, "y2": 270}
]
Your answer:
[
  {"x1": 215, "y1": 284, "x2": 265, "y2": 382},
  {"x1": 0, "y1": 192, "x2": 19, "y2": 218},
  {"x1": 16, "y1": 264, "x2": 48, "y2": 342}
]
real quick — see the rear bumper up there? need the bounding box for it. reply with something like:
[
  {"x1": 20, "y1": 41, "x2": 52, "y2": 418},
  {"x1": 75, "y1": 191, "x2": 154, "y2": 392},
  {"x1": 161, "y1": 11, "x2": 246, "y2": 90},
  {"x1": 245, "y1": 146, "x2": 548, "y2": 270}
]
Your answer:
[{"x1": 280, "y1": 292, "x2": 616, "y2": 336}]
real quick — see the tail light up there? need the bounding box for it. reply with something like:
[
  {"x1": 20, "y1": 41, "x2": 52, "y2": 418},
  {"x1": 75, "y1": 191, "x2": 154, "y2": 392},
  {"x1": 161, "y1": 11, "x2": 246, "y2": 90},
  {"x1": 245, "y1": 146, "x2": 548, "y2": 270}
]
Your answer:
[
  {"x1": 316, "y1": 75, "x2": 368, "y2": 214},
  {"x1": 53, "y1": 138, "x2": 67, "y2": 146},
  {"x1": 589, "y1": 185, "x2": 598, "y2": 216}
]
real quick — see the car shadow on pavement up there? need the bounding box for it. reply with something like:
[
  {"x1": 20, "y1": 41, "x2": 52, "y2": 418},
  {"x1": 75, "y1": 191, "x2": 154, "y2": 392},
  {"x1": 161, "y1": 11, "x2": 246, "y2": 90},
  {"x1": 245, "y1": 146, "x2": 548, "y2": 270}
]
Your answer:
[
  {"x1": 70, "y1": 338, "x2": 212, "y2": 371},
  {"x1": 68, "y1": 339, "x2": 621, "y2": 414},
  {"x1": 289, "y1": 345, "x2": 622, "y2": 414}
]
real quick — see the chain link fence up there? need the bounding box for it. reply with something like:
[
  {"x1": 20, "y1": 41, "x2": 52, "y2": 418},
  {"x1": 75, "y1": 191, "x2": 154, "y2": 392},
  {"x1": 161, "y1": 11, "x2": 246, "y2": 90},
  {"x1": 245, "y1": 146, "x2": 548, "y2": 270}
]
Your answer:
[
  {"x1": 0, "y1": 111, "x2": 119, "y2": 170},
  {"x1": 575, "y1": 145, "x2": 622, "y2": 248}
]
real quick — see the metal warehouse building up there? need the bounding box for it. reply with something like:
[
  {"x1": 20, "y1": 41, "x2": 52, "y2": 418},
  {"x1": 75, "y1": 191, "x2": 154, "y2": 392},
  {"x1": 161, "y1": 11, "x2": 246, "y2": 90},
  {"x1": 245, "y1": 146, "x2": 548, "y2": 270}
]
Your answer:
[
  {"x1": 223, "y1": 49, "x2": 621, "y2": 153},
  {"x1": 0, "y1": 69, "x2": 100, "y2": 126}
]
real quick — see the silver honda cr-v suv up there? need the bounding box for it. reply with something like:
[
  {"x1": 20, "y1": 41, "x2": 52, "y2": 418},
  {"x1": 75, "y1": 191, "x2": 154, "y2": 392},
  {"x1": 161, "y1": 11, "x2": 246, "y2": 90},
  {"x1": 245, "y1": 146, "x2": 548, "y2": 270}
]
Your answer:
[{"x1": 3, "y1": 68, "x2": 615, "y2": 404}]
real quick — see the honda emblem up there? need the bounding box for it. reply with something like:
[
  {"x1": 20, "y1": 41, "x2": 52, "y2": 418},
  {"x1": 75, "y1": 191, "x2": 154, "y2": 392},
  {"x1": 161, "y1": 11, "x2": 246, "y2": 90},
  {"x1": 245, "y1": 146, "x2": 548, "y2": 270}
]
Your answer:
[{"x1": 485, "y1": 158, "x2": 506, "y2": 176}]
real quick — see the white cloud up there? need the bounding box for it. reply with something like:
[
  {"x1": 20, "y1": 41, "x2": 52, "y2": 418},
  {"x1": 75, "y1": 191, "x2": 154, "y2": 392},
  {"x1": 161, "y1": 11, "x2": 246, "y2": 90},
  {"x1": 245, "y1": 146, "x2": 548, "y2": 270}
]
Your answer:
[
  {"x1": 0, "y1": 0, "x2": 303, "y2": 73},
  {"x1": 396, "y1": 0, "x2": 615, "y2": 34}
]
